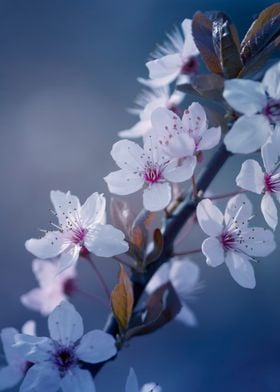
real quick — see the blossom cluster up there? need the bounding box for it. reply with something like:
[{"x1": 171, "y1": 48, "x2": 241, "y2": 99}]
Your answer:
[{"x1": 0, "y1": 8, "x2": 279, "y2": 391}]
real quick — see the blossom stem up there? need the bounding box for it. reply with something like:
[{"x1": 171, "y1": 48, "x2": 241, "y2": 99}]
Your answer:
[
  {"x1": 207, "y1": 189, "x2": 246, "y2": 201},
  {"x1": 86, "y1": 256, "x2": 111, "y2": 300},
  {"x1": 76, "y1": 288, "x2": 110, "y2": 310},
  {"x1": 113, "y1": 256, "x2": 137, "y2": 269},
  {"x1": 172, "y1": 248, "x2": 202, "y2": 257}
]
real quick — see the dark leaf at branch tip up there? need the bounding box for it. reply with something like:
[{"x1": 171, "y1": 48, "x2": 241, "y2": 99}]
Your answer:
[
  {"x1": 240, "y1": 3, "x2": 280, "y2": 64},
  {"x1": 125, "y1": 282, "x2": 182, "y2": 339},
  {"x1": 111, "y1": 264, "x2": 134, "y2": 333},
  {"x1": 145, "y1": 228, "x2": 164, "y2": 265}
]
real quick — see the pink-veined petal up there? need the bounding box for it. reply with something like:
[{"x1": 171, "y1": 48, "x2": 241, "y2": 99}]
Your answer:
[
  {"x1": 80, "y1": 193, "x2": 106, "y2": 227},
  {"x1": 104, "y1": 169, "x2": 144, "y2": 196},
  {"x1": 223, "y1": 79, "x2": 267, "y2": 115},
  {"x1": 261, "y1": 192, "x2": 278, "y2": 230},
  {"x1": 182, "y1": 102, "x2": 207, "y2": 135},
  {"x1": 236, "y1": 160, "x2": 264, "y2": 194},
  {"x1": 224, "y1": 115, "x2": 272, "y2": 154},
  {"x1": 163, "y1": 156, "x2": 196, "y2": 182},
  {"x1": 61, "y1": 368, "x2": 96, "y2": 392},
  {"x1": 196, "y1": 199, "x2": 224, "y2": 236},
  {"x1": 225, "y1": 251, "x2": 256, "y2": 289},
  {"x1": 201, "y1": 237, "x2": 224, "y2": 267},
  {"x1": 48, "y1": 301, "x2": 83, "y2": 345},
  {"x1": 76, "y1": 330, "x2": 116, "y2": 364},
  {"x1": 143, "y1": 182, "x2": 171, "y2": 211},
  {"x1": 85, "y1": 224, "x2": 128, "y2": 257},
  {"x1": 19, "y1": 364, "x2": 60, "y2": 392},
  {"x1": 25, "y1": 231, "x2": 65, "y2": 260}
]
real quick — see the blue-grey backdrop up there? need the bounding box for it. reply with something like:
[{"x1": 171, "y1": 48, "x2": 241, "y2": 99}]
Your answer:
[{"x1": 0, "y1": 1, "x2": 279, "y2": 391}]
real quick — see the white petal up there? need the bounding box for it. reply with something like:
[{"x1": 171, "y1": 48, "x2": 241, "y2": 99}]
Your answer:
[
  {"x1": 110, "y1": 139, "x2": 146, "y2": 170},
  {"x1": 85, "y1": 224, "x2": 128, "y2": 257},
  {"x1": 31, "y1": 259, "x2": 57, "y2": 287},
  {"x1": 1, "y1": 328, "x2": 20, "y2": 366},
  {"x1": 224, "y1": 115, "x2": 272, "y2": 154},
  {"x1": 61, "y1": 369, "x2": 96, "y2": 392},
  {"x1": 80, "y1": 193, "x2": 106, "y2": 227},
  {"x1": 0, "y1": 365, "x2": 23, "y2": 390},
  {"x1": 125, "y1": 368, "x2": 139, "y2": 392},
  {"x1": 225, "y1": 251, "x2": 256, "y2": 289},
  {"x1": 169, "y1": 259, "x2": 200, "y2": 298},
  {"x1": 57, "y1": 245, "x2": 80, "y2": 273},
  {"x1": 19, "y1": 364, "x2": 60, "y2": 392},
  {"x1": 176, "y1": 304, "x2": 197, "y2": 327},
  {"x1": 196, "y1": 199, "x2": 224, "y2": 236},
  {"x1": 224, "y1": 194, "x2": 253, "y2": 226},
  {"x1": 236, "y1": 160, "x2": 264, "y2": 194},
  {"x1": 25, "y1": 231, "x2": 65, "y2": 259},
  {"x1": 104, "y1": 169, "x2": 144, "y2": 196},
  {"x1": 141, "y1": 383, "x2": 162, "y2": 392},
  {"x1": 223, "y1": 79, "x2": 266, "y2": 115},
  {"x1": 261, "y1": 130, "x2": 280, "y2": 173},
  {"x1": 262, "y1": 61, "x2": 280, "y2": 99},
  {"x1": 143, "y1": 182, "x2": 171, "y2": 211},
  {"x1": 196, "y1": 126, "x2": 221, "y2": 151},
  {"x1": 119, "y1": 119, "x2": 151, "y2": 139},
  {"x1": 48, "y1": 301, "x2": 83, "y2": 345},
  {"x1": 201, "y1": 237, "x2": 224, "y2": 267},
  {"x1": 145, "y1": 263, "x2": 170, "y2": 294},
  {"x1": 146, "y1": 53, "x2": 182, "y2": 85},
  {"x1": 21, "y1": 321, "x2": 36, "y2": 336},
  {"x1": 181, "y1": 18, "x2": 199, "y2": 58},
  {"x1": 76, "y1": 330, "x2": 116, "y2": 364},
  {"x1": 163, "y1": 157, "x2": 196, "y2": 182},
  {"x1": 182, "y1": 102, "x2": 207, "y2": 135},
  {"x1": 21, "y1": 286, "x2": 66, "y2": 316},
  {"x1": 261, "y1": 193, "x2": 278, "y2": 230},
  {"x1": 50, "y1": 190, "x2": 81, "y2": 226},
  {"x1": 14, "y1": 334, "x2": 54, "y2": 362},
  {"x1": 240, "y1": 225, "x2": 276, "y2": 257}
]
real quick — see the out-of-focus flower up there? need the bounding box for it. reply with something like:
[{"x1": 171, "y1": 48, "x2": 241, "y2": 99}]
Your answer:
[
  {"x1": 146, "y1": 258, "x2": 200, "y2": 326},
  {"x1": 223, "y1": 61, "x2": 280, "y2": 153},
  {"x1": 125, "y1": 368, "x2": 162, "y2": 392},
  {"x1": 25, "y1": 191, "x2": 128, "y2": 272},
  {"x1": 236, "y1": 128, "x2": 280, "y2": 230},
  {"x1": 21, "y1": 259, "x2": 77, "y2": 316},
  {"x1": 104, "y1": 134, "x2": 196, "y2": 211},
  {"x1": 119, "y1": 86, "x2": 184, "y2": 139},
  {"x1": 138, "y1": 19, "x2": 199, "y2": 88},
  {"x1": 0, "y1": 321, "x2": 36, "y2": 391},
  {"x1": 14, "y1": 301, "x2": 116, "y2": 392},
  {"x1": 151, "y1": 102, "x2": 221, "y2": 157},
  {"x1": 196, "y1": 194, "x2": 276, "y2": 288}
]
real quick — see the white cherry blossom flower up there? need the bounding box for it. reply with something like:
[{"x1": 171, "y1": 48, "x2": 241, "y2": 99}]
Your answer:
[
  {"x1": 151, "y1": 102, "x2": 221, "y2": 158},
  {"x1": 146, "y1": 258, "x2": 200, "y2": 326},
  {"x1": 14, "y1": 301, "x2": 116, "y2": 392},
  {"x1": 104, "y1": 134, "x2": 196, "y2": 211},
  {"x1": 223, "y1": 61, "x2": 280, "y2": 153},
  {"x1": 119, "y1": 86, "x2": 184, "y2": 139},
  {"x1": 21, "y1": 259, "x2": 77, "y2": 316},
  {"x1": 236, "y1": 128, "x2": 280, "y2": 230},
  {"x1": 25, "y1": 191, "x2": 128, "y2": 272},
  {"x1": 196, "y1": 194, "x2": 276, "y2": 288},
  {"x1": 139, "y1": 18, "x2": 199, "y2": 88},
  {"x1": 125, "y1": 368, "x2": 162, "y2": 392},
  {"x1": 0, "y1": 321, "x2": 36, "y2": 391}
]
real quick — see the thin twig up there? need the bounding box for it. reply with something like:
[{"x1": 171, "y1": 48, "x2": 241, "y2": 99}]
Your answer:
[
  {"x1": 86, "y1": 256, "x2": 111, "y2": 300},
  {"x1": 76, "y1": 288, "x2": 110, "y2": 310},
  {"x1": 207, "y1": 189, "x2": 246, "y2": 201},
  {"x1": 172, "y1": 248, "x2": 202, "y2": 257}
]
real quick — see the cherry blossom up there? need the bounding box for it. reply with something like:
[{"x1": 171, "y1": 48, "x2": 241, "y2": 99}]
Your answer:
[
  {"x1": 196, "y1": 194, "x2": 276, "y2": 288},
  {"x1": 14, "y1": 301, "x2": 116, "y2": 392},
  {"x1": 139, "y1": 18, "x2": 199, "y2": 88},
  {"x1": 151, "y1": 102, "x2": 221, "y2": 158},
  {"x1": 223, "y1": 61, "x2": 280, "y2": 153},
  {"x1": 104, "y1": 134, "x2": 196, "y2": 211},
  {"x1": 125, "y1": 368, "x2": 162, "y2": 392},
  {"x1": 236, "y1": 128, "x2": 280, "y2": 230},
  {"x1": 146, "y1": 258, "x2": 200, "y2": 326},
  {"x1": 119, "y1": 86, "x2": 184, "y2": 139},
  {"x1": 0, "y1": 321, "x2": 36, "y2": 391},
  {"x1": 21, "y1": 259, "x2": 77, "y2": 316},
  {"x1": 25, "y1": 191, "x2": 128, "y2": 272}
]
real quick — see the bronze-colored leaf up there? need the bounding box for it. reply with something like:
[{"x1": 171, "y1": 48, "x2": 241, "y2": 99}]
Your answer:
[
  {"x1": 240, "y1": 3, "x2": 280, "y2": 63},
  {"x1": 145, "y1": 228, "x2": 164, "y2": 265},
  {"x1": 192, "y1": 11, "x2": 223, "y2": 75},
  {"x1": 129, "y1": 210, "x2": 155, "y2": 254},
  {"x1": 192, "y1": 74, "x2": 225, "y2": 99},
  {"x1": 111, "y1": 264, "x2": 134, "y2": 332},
  {"x1": 125, "y1": 282, "x2": 181, "y2": 339},
  {"x1": 212, "y1": 12, "x2": 243, "y2": 78}
]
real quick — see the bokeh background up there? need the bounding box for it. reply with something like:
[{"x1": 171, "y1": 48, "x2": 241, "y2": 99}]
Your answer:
[{"x1": 0, "y1": 0, "x2": 279, "y2": 391}]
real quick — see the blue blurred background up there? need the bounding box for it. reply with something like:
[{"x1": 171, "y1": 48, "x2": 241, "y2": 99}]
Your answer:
[{"x1": 0, "y1": 0, "x2": 279, "y2": 391}]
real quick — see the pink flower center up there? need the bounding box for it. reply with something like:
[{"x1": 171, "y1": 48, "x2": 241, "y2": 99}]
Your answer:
[
  {"x1": 264, "y1": 172, "x2": 280, "y2": 193},
  {"x1": 220, "y1": 231, "x2": 237, "y2": 250},
  {"x1": 71, "y1": 226, "x2": 87, "y2": 245},
  {"x1": 181, "y1": 56, "x2": 198, "y2": 75},
  {"x1": 53, "y1": 346, "x2": 77, "y2": 376},
  {"x1": 63, "y1": 278, "x2": 77, "y2": 296},
  {"x1": 263, "y1": 97, "x2": 280, "y2": 124},
  {"x1": 144, "y1": 165, "x2": 163, "y2": 184}
]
